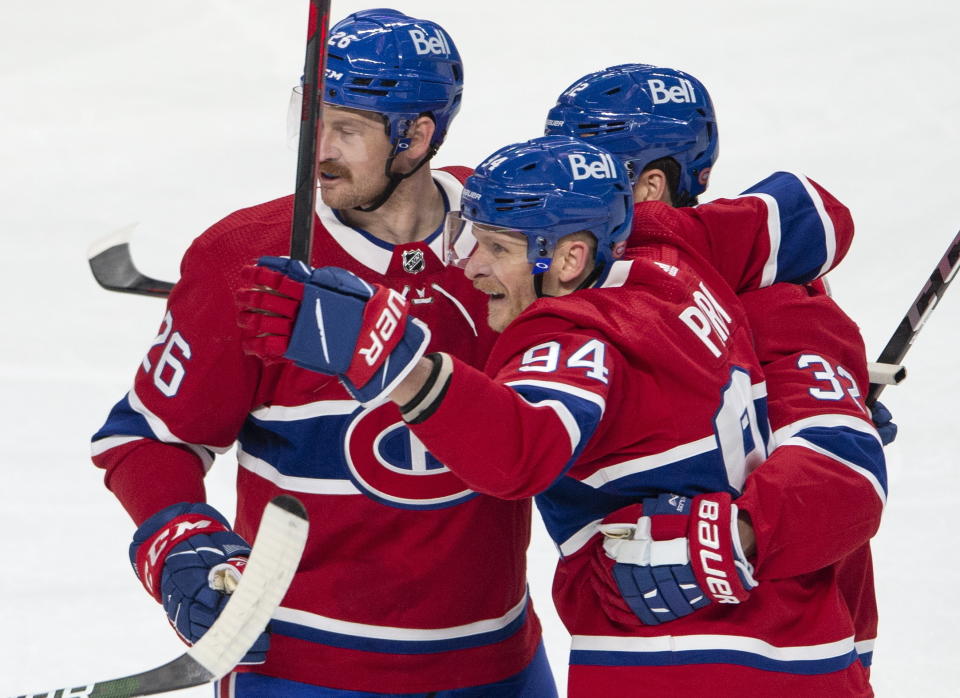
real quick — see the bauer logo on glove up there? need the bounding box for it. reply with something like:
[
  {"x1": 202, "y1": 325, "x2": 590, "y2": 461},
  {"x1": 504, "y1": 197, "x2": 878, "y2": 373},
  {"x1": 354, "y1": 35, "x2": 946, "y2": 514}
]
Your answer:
[
  {"x1": 595, "y1": 492, "x2": 757, "y2": 626},
  {"x1": 236, "y1": 256, "x2": 432, "y2": 406}
]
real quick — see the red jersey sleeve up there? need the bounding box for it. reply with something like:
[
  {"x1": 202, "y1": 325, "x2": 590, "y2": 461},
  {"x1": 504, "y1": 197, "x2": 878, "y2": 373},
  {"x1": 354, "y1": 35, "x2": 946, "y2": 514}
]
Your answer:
[
  {"x1": 408, "y1": 318, "x2": 618, "y2": 499},
  {"x1": 628, "y1": 173, "x2": 854, "y2": 294},
  {"x1": 735, "y1": 283, "x2": 886, "y2": 580},
  {"x1": 91, "y1": 212, "x2": 286, "y2": 524}
]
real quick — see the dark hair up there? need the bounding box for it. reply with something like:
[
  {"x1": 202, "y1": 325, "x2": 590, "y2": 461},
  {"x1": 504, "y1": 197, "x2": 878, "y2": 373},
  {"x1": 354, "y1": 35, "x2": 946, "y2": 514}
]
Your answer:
[{"x1": 641, "y1": 156, "x2": 698, "y2": 207}]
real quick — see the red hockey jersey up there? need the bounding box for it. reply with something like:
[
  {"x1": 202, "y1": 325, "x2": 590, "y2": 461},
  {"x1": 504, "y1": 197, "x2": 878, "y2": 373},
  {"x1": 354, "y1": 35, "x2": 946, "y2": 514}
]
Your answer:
[
  {"x1": 409, "y1": 173, "x2": 885, "y2": 696},
  {"x1": 625, "y1": 172, "x2": 883, "y2": 680},
  {"x1": 629, "y1": 171, "x2": 854, "y2": 293},
  {"x1": 91, "y1": 168, "x2": 544, "y2": 693}
]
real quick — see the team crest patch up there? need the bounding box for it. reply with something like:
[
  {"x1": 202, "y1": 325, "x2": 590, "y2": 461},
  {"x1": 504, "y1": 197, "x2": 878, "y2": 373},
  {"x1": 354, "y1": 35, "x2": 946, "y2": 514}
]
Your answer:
[{"x1": 402, "y1": 249, "x2": 426, "y2": 274}]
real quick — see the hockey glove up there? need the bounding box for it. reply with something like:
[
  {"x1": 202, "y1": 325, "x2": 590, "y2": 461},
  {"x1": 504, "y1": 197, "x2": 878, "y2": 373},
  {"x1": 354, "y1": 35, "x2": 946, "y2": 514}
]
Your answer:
[
  {"x1": 129, "y1": 502, "x2": 268, "y2": 664},
  {"x1": 870, "y1": 400, "x2": 898, "y2": 446},
  {"x1": 595, "y1": 492, "x2": 757, "y2": 626},
  {"x1": 236, "y1": 256, "x2": 431, "y2": 405}
]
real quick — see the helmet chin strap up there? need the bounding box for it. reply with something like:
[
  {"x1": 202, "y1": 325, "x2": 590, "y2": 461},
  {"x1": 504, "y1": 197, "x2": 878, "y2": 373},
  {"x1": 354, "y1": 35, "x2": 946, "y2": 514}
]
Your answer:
[
  {"x1": 533, "y1": 261, "x2": 606, "y2": 299},
  {"x1": 354, "y1": 142, "x2": 439, "y2": 213}
]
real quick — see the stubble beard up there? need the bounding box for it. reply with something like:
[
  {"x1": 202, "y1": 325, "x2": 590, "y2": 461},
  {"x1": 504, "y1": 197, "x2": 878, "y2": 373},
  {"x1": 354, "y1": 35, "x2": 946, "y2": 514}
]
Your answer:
[{"x1": 318, "y1": 164, "x2": 388, "y2": 211}]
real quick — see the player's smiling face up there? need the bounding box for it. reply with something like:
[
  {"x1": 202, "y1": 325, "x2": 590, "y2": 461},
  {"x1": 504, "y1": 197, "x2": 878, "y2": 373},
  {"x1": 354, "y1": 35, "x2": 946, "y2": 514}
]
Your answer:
[
  {"x1": 316, "y1": 105, "x2": 394, "y2": 210},
  {"x1": 464, "y1": 225, "x2": 539, "y2": 332}
]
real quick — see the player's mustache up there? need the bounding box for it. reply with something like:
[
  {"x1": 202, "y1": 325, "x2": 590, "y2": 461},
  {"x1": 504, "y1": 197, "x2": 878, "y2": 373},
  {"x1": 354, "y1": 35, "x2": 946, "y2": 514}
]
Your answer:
[{"x1": 317, "y1": 162, "x2": 351, "y2": 180}]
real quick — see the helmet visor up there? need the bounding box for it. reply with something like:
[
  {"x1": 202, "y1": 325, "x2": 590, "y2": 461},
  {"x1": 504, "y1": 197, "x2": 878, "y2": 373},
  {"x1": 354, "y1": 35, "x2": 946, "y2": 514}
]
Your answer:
[
  {"x1": 443, "y1": 212, "x2": 557, "y2": 274},
  {"x1": 442, "y1": 211, "x2": 478, "y2": 269}
]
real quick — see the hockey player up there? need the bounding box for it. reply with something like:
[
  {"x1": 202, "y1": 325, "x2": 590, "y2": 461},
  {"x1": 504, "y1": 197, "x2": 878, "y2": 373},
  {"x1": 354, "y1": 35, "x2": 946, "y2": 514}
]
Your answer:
[
  {"x1": 91, "y1": 10, "x2": 556, "y2": 697},
  {"x1": 235, "y1": 135, "x2": 877, "y2": 696},
  {"x1": 546, "y1": 63, "x2": 886, "y2": 693}
]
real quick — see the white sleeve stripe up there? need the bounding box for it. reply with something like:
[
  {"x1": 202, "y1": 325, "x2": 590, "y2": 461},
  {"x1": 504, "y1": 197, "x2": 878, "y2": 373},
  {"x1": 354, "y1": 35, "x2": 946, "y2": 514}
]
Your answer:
[
  {"x1": 124, "y1": 389, "x2": 223, "y2": 470},
  {"x1": 519, "y1": 398, "x2": 582, "y2": 455},
  {"x1": 795, "y1": 172, "x2": 837, "y2": 276},
  {"x1": 90, "y1": 435, "x2": 141, "y2": 457},
  {"x1": 742, "y1": 191, "x2": 782, "y2": 287},
  {"x1": 582, "y1": 435, "x2": 718, "y2": 488},
  {"x1": 571, "y1": 632, "x2": 855, "y2": 662},
  {"x1": 780, "y1": 436, "x2": 886, "y2": 505},
  {"x1": 505, "y1": 379, "x2": 607, "y2": 411},
  {"x1": 90, "y1": 433, "x2": 214, "y2": 472},
  {"x1": 771, "y1": 413, "x2": 881, "y2": 448},
  {"x1": 559, "y1": 518, "x2": 604, "y2": 557},
  {"x1": 734, "y1": 191, "x2": 780, "y2": 286}
]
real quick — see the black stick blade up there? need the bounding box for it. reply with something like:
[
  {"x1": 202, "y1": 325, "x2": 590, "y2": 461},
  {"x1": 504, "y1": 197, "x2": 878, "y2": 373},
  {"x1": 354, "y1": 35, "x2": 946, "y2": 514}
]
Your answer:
[{"x1": 87, "y1": 225, "x2": 175, "y2": 298}]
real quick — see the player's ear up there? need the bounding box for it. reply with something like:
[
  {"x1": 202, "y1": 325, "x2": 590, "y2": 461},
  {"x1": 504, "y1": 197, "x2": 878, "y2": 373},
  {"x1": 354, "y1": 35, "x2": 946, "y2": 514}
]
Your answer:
[
  {"x1": 401, "y1": 116, "x2": 436, "y2": 160},
  {"x1": 555, "y1": 238, "x2": 593, "y2": 287},
  {"x1": 633, "y1": 168, "x2": 670, "y2": 204}
]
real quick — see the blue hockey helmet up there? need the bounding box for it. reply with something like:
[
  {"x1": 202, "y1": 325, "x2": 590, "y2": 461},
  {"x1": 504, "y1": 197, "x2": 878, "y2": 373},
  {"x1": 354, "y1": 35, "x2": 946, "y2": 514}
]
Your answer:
[
  {"x1": 324, "y1": 9, "x2": 463, "y2": 152},
  {"x1": 545, "y1": 63, "x2": 718, "y2": 204},
  {"x1": 453, "y1": 135, "x2": 633, "y2": 273}
]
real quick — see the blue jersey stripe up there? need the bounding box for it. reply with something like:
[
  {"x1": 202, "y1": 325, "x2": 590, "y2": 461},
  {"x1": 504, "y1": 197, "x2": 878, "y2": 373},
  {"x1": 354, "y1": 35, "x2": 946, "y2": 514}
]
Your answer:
[
  {"x1": 92, "y1": 394, "x2": 159, "y2": 443},
  {"x1": 570, "y1": 646, "x2": 859, "y2": 675},
  {"x1": 240, "y1": 412, "x2": 357, "y2": 480},
  {"x1": 789, "y1": 425, "x2": 887, "y2": 496},
  {"x1": 740, "y1": 172, "x2": 831, "y2": 284},
  {"x1": 509, "y1": 382, "x2": 605, "y2": 467},
  {"x1": 271, "y1": 604, "x2": 528, "y2": 655}
]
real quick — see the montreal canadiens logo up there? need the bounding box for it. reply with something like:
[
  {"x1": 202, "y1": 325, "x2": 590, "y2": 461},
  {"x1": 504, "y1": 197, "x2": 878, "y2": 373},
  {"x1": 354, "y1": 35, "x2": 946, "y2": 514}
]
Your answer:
[{"x1": 344, "y1": 403, "x2": 476, "y2": 509}]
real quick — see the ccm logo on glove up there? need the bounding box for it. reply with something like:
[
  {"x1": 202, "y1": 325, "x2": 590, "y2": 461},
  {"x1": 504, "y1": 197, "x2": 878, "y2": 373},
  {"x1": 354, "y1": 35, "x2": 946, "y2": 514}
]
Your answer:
[{"x1": 138, "y1": 514, "x2": 227, "y2": 599}]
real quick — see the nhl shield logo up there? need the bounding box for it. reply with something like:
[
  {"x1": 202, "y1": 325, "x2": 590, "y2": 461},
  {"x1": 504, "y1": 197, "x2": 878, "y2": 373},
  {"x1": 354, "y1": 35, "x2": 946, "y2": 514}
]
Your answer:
[{"x1": 402, "y1": 249, "x2": 426, "y2": 274}]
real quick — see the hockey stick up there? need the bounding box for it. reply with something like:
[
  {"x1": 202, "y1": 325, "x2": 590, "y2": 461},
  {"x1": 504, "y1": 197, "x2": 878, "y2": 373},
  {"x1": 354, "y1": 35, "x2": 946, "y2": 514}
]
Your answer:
[
  {"x1": 290, "y1": 0, "x2": 331, "y2": 262},
  {"x1": 88, "y1": 225, "x2": 175, "y2": 298},
  {"x1": 87, "y1": 1, "x2": 331, "y2": 296},
  {"x1": 9, "y1": 495, "x2": 309, "y2": 698},
  {"x1": 866, "y1": 228, "x2": 960, "y2": 406}
]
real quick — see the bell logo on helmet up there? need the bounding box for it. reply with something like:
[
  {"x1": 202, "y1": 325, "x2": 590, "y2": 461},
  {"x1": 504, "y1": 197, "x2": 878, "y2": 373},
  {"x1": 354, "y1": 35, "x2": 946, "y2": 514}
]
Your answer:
[
  {"x1": 409, "y1": 27, "x2": 451, "y2": 56},
  {"x1": 648, "y1": 78, "x2": 699, "y2": 105},
  {"x1": 568, "y1": 152, "x2": 618, "y2": 181}
]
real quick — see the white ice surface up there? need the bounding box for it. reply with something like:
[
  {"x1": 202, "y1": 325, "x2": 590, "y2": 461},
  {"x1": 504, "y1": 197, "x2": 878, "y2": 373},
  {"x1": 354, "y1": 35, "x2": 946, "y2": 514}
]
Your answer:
[{"x1": 1, "y1": 1, "x2": 957, "y2": 695}]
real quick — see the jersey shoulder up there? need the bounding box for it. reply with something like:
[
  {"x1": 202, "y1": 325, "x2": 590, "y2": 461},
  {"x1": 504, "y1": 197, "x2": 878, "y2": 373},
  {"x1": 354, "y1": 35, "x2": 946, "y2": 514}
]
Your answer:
[
  {"x1": 183, "y1": 194, "x2": 296, "y2": 290},
  {"x1": 437, "y1": 165, "x2": 474, "y2": 184},
  {"x1": 739, "y1": 283, "x2": 866, "y2": 370}
]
